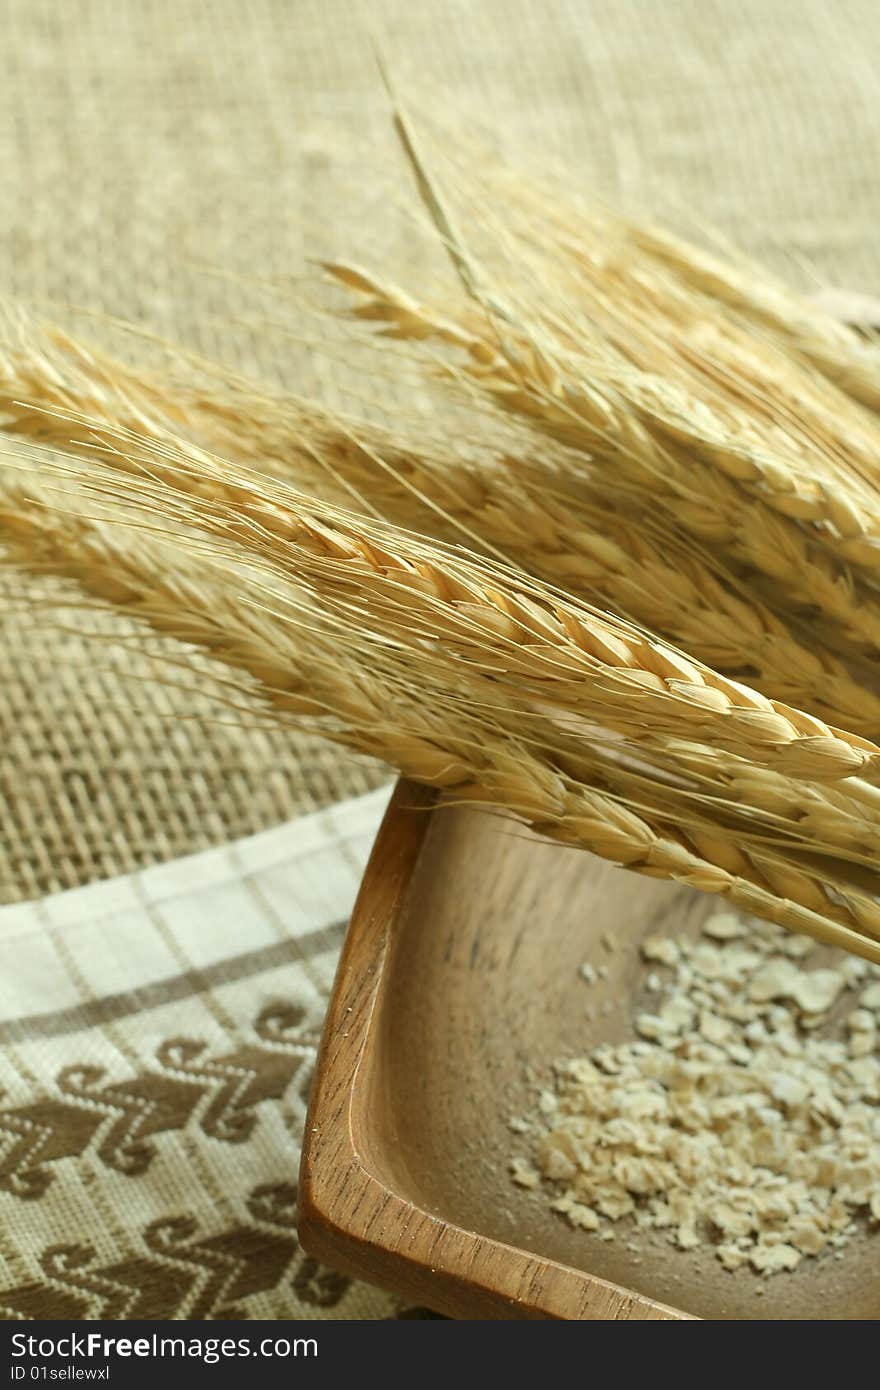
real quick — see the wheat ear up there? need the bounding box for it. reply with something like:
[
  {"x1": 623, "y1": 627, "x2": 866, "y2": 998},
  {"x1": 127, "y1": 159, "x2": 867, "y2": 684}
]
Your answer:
[
  {"x1": 327, "y1": 262, "x2": 880, "y2": 664},
  {"x1": 26, "y1": 424, "x2": 880, "y2": 785},
  {"x1": 428, "y1": 138, "x2": 880, "y2": 538},
  {"x1": 378, "y1": 125, "x2": 880, "y2": 577},
  {"x1": 383, "y1": 115, "x2": 880, "y2": 417},
  {"x1": 3, "y1": 473, "x2": 880, "y2": 960},
  {"x1": 623, "y1": 221, "x2": 880, "y2": 415},
  {"x1": 3, "y1": 327, "x2": 880, "y2": 735}
]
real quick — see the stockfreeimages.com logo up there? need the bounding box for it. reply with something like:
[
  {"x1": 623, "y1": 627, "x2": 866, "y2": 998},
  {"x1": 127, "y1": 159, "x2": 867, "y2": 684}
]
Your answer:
[{"x1": 11, "y1": 1333, "x2": 317, "y2": 1372}]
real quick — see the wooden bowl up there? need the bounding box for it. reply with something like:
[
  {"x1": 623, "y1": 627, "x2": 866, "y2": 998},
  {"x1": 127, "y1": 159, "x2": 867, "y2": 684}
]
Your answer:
[{"x1": 298, "y1": 780, "x2": 878, "y2": 1319}]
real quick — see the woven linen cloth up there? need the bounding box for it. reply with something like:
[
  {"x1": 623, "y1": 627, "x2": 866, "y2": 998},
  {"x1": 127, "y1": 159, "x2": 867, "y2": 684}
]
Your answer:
[
  {"x1": 0, "y1": 785, "x2": 413, "y2": 1320},
  {"x1": 2, "y1": 0, "x2": 880, "y2": 899}
]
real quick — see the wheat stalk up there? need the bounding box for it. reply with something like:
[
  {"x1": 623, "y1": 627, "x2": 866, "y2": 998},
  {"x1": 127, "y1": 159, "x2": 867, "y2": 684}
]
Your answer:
[
  {"x1": 22, "y1": 422, "x2": 880, "y2": 788},
  {"x1": 1, "y1": 127, "x2": 878, "y2": 964},
  {"x1": 432, "y1": 134, "x2": 880, "y2": 499},
  {"x1": 326, "y1": 260, "x2": 880, "y2": 665},
  {"x1": 379, "y1": 122, "x2": 880, "y2": 571},
  {"x1": 3, "y1": 468, "x2": 880, "y2": 959},
  {"x1": 9, "y1": 364, "x2": 880, "y2": 869},
  {"x1": 4, "y1": 326, "x2": 880, "y2": 735},
  {"x1": 15, "y1": 445, "x2": 880, "y2": 866},
  {"x1": 620, "y1": 220, "x2": 880, "y2": 415}
]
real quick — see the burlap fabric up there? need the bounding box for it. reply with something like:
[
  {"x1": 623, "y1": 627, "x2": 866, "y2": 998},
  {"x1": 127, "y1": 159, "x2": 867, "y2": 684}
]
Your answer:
[
  {"x1": 3, "y1": 0, "x2": 880, "y2": 900},
  {"x1": 2, "y1": 0, "x2": 880, "y2": 1324}
]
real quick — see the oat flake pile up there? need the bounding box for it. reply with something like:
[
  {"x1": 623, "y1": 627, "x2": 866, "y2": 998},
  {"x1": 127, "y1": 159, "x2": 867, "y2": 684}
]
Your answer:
[{"x1": 512, "y1": 912, "x2": 880, "y2": 1276}]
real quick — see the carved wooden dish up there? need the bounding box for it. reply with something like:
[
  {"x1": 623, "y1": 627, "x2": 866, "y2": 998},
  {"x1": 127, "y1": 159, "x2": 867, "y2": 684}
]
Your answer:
[{"x1": 299, "y1": 780, "x2": 876, "y2": 1319}]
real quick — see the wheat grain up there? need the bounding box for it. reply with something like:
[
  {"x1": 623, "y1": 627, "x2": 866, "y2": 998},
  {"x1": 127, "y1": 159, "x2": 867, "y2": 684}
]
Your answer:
[
  {"x1": 26, "y1": 426, "x2": 880, "y2": 785},
  {"x1": 432, "y1": 135, "x2": 880, "y2": 493},
  {"x1": 327, "y1": 261, "x2": 880, "y2": 665},
  {"x1": 385, "y1": 124, "x2": 880, "y2": 569},
  {"x1": 622, "y1": 220, "x2": 880, "y2": 415},
  {"x1": 4, "y1": 326, "x2": 880, "y2": 736},
  {"x1": 3, "y1": 470, "x2": 879, "y2": 960}
]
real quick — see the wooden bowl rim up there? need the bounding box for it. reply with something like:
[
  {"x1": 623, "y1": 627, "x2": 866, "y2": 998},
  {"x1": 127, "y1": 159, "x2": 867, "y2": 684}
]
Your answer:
[{"x1": 298, "y1": 780, "x2": 692, "y2": 1320}]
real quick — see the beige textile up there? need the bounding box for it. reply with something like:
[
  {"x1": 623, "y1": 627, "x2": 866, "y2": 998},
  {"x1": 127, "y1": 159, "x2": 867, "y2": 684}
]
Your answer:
[
  {"x1": 2, "y1": 0, "x2": 880, "y2": 1324},
  {"x1": 0, "y1": 786, "x2": 409, "y2": 1320},
  {"x1": 3, "y1": 0, "x2": 880, "y2": 899}
]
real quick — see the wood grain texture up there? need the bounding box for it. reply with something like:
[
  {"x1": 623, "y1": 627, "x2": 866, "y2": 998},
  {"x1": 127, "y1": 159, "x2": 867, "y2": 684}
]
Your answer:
[{"x1": 299, "y1": 780, "x2": 877, "y2": 1320}]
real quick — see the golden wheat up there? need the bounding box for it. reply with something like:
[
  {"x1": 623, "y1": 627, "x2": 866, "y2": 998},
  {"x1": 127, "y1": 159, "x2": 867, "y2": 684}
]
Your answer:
[
  {"x1": 429, "y1": 132, "x2": 880, "y2": 491},
  {"x1": 327, "y1": 261, "x2": 880, "y2": 665},
  {"x1": 387, "y1": 122, "x2": 880, "y2": 553},
  {"x1": 23, "y1": 424, "x2": 880, "y2": 786},
  {"x1": 622, "y1": 220, "x2": 880, "y2": 415},
  {"x1": 3, "y1": 466, "x2": 880, "y2": 959},
  {"x1": 3, "y1": 127, "x2": 880, "y2": 962},
  {"x1": 4, "y1": 326, "x2": 880, "y2": 735}
]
